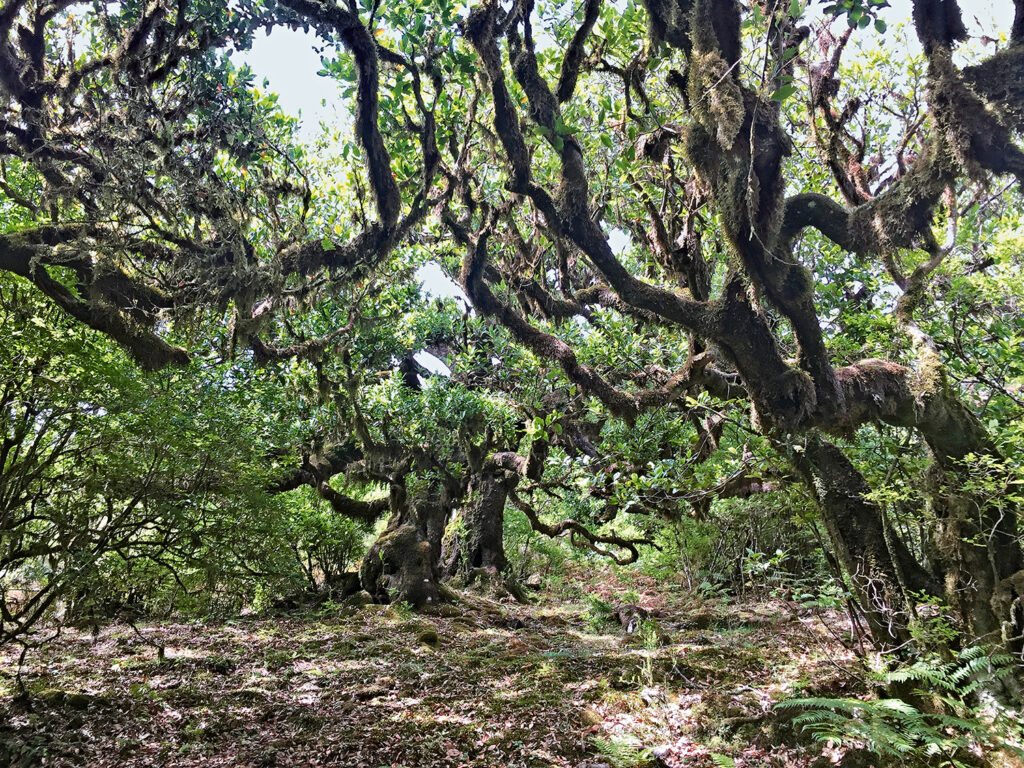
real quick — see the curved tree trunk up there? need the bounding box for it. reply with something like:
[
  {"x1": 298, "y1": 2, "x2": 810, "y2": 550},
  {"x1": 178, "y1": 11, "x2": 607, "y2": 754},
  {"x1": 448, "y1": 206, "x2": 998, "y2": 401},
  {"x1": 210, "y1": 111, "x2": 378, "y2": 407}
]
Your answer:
[
  {"x1": 443, "y1": 469, "x2": 509, "y2": 579},
  {"x1": 360, "y1": 487, "x2": 451, "y2": 609},
  {"x1": 913, "y1": 384, "x2": 1024, "y2": 665},
  {"x1": 459, "y1": 0, "x2": 1024, "y2": 692},
  {"x1": 791, "y1": 435, "x2": 942, "y2": 651}
]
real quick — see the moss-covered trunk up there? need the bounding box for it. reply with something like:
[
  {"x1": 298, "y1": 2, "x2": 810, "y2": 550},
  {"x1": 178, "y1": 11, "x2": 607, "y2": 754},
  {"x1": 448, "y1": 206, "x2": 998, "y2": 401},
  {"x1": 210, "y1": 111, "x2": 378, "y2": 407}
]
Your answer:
[
  {"x1": 360, "y1": 487, "x2": 451, "y2": 609},
  {"x1": 913, "y1": 386, "x2": 1024, "y2": 676},
  {"x1": 443, "y1": 470, "x2": 509, "y2": 579},
  {"x1": 792, "y1": 435, "x2": 929, "y2": 650}
]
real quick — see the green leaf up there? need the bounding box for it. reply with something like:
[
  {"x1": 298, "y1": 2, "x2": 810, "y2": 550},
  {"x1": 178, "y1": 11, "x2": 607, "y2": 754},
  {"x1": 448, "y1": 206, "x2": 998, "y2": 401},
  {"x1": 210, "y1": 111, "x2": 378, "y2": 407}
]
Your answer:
[{"x1": 772, "y1": 84, "x2": 798, "y2": 102}]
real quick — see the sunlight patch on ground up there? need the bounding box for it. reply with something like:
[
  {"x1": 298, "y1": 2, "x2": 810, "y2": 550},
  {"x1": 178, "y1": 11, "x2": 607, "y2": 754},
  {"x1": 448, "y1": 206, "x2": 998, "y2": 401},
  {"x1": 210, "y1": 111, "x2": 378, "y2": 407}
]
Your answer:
[
  {"x1": 162, "y1": 646, "x2": 209, "y2": 660},
  {"x1": 1, "y1": 580, "x2": 864, "y2": 768}
]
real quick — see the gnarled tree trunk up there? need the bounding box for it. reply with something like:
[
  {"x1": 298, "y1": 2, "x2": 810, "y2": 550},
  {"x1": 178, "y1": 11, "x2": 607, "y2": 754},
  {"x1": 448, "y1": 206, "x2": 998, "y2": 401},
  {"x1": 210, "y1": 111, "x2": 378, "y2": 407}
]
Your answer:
[
  {"x1": 360, "y1": 486, "x2": 452, "y2": 608},
  {"x1": 443, "y1": 469, "x2": 510, "y2": 579},
  {"x1": 791, "y1": 434, "x2": 942, "y2": 650},
  {"x1": 913, "y1": 381, "x2": 1024, "y2": 667}
]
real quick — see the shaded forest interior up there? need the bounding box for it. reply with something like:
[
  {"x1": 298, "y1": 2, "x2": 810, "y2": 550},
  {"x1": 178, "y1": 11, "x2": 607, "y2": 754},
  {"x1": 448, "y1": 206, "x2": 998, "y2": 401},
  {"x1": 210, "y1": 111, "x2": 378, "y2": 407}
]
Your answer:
[{"x1": 2, "y1": 0, "x2": 1024, "y2": 765}]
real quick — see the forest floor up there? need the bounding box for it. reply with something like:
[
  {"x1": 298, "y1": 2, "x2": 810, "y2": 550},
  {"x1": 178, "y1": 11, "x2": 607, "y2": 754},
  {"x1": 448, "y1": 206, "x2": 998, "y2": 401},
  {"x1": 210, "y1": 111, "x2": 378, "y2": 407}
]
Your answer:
[{"x1": 0, "y1": 568, "x2": 865, "y2": 768}]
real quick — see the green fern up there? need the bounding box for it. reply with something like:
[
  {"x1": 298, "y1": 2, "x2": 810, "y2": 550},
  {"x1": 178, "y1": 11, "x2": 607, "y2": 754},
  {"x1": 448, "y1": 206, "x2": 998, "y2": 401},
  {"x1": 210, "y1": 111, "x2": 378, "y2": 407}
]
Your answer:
[
  {"x1": 591, "y1": 736, "x2": 652, "y2": 768},
  {"x1": 885, "y1": 647, "x2": 1014, "y2": 696},
  {"x1": 775, "y1": 648, "x2": 1023, "y2": 768},
  {"x1": 584, "y1": 594, "x2": 617, "y2": 629}
]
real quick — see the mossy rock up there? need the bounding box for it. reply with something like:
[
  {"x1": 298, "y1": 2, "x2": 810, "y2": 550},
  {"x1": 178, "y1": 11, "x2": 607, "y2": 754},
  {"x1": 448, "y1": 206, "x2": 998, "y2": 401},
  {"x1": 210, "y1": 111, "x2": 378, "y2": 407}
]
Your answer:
[
  {"x1": 580, "y1": 707, "x2": 603, "y2": 726},
  {"x1": 353, "y1": 683, "x2": 387, "y2": 701},
  {"x1": 425, "y1": 602, "x2": 462, "y2": 618},
  {"x1": 37, "y1": 688, "x2": 67, "y2": 705},
  {"x1": 343, "y1": 590, "x2": 375, "y2": 608},
  {"x1": 383, "y1": 606, "x2": 406, "y2": 621},
  {"x1": 451, "y1": 617, "x2": 480, "y2": 632},
  {"x1": 416, "y1": 627, "x2": 440, "y2": 649}
]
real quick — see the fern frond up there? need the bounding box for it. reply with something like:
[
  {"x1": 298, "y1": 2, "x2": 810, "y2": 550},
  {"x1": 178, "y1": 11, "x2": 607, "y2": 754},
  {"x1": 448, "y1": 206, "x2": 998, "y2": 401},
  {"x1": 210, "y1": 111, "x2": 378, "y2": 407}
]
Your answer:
[{"x1": 591, "y1": 736, "x2": 651, "y2": 768}]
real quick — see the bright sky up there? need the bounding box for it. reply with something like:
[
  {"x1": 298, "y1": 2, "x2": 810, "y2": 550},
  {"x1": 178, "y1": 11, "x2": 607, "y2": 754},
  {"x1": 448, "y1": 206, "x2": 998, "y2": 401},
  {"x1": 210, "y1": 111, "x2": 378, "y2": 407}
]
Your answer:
[{"x1": 238, "y1": 28, "x2": 339, "y2": 141}]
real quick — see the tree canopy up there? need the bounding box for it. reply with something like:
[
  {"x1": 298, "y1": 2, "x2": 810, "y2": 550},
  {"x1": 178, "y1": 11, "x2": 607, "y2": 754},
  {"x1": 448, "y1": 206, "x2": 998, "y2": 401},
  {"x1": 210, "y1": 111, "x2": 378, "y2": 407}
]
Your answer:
[{"x1": 2, "y1": 0, "x2": 1024, "y2": 714}]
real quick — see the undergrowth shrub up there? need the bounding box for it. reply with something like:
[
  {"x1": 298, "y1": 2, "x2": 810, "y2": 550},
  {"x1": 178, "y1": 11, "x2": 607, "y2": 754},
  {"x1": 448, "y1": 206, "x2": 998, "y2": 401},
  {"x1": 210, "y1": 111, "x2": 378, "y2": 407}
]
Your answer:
[
  {"x1": 585, "y1": 594, "x2": 617, "y2": 630},
  {"x1": 505, "y1": 505, "x2": 568, "y2": 580},
  {"x1": 286, "y1": 486, "x2": 370, "y2": 592},
  {"x1": 591, "y1": 735, "x2": 652, "y2": 768},
  {"x1": 643, "y1": 490, "x2": 827, "y2": 598}
]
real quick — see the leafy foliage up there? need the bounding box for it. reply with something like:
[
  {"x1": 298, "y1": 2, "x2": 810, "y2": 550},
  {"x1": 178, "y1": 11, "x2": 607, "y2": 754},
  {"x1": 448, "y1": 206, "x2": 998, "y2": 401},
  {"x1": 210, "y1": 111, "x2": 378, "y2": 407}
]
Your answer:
[
  {"x1": 778, "y1": 648, "x2": 1024, "y2": 767},
  {"x1": 591, "y1": 735, "x2": 653, "y2": 768},
  {"x1": 1, "y1": 0, "x2": 1023, "y2": 744}
]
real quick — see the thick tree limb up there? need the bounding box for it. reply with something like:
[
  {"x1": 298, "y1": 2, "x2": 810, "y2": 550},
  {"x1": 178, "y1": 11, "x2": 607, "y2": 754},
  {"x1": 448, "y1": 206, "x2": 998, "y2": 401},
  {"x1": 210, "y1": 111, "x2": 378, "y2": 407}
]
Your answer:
[
  {"x1": 911, "y1": 0, "x2": 967, "y2": 54},
  {"x1": 452, "y1": 217, "x2": 736, "y2": 420},
  {"x1": 556, "y1": 0, "x2": 602, "y2": 103},
  {"x1": 508, "y1": 488, "x2": 653, "y2": 565},
  {"x1": 316, "y1": 483, "x2": 389, "y2": 523},
  {"x1": 0, "y1": 230, "x2": 189, "y2": 370},
  {"x1": 280, "y1": 0, "x2": 400, "y2": 230}
]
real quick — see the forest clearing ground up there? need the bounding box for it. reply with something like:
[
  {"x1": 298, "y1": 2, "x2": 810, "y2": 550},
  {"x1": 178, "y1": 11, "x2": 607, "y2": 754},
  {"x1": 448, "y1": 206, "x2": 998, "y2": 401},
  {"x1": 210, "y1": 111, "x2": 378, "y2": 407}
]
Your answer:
[{"x1": 0, "y1": 569, "x2": 862, "y2": 768}]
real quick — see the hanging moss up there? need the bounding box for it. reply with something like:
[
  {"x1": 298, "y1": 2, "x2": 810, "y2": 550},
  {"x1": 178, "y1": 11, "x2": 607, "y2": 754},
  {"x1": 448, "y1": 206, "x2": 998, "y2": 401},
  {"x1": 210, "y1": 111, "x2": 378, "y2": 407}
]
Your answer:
[
  {"x1": 686, "y1": 50, "x2": 745, "y2": 149},
  {"x1": 640, "y1": 0, "x2": 695, "y2": 52}
]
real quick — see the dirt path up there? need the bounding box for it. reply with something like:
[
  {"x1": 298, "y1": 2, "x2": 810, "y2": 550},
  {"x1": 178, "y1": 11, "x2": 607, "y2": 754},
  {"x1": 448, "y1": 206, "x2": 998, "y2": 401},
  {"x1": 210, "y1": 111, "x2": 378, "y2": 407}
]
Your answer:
[{"x1": 0, "y1": 574, "x2": 860, "y2": 767}]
